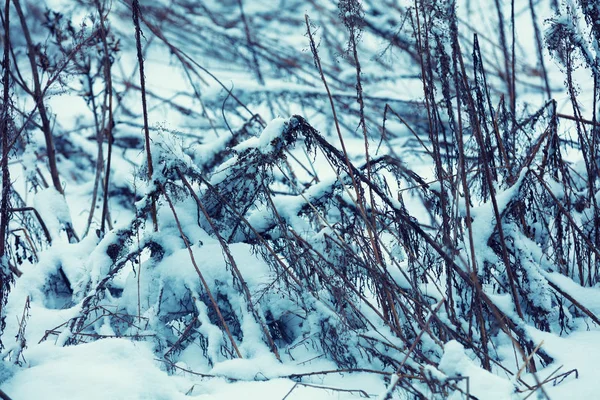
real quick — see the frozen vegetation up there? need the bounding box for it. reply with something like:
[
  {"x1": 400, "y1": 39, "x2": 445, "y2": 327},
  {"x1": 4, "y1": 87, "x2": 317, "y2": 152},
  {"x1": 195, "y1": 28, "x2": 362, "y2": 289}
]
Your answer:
[{"x1": 1, "y1": 0, "x2": 600, "y2": 399}]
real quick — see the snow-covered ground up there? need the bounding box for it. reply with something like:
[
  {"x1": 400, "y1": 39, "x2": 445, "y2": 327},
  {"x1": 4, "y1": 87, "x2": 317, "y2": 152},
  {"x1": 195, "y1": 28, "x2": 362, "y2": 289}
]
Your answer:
[
  {"x1": 2, "y1": 317, "x2": 599, "y2": 399},
  {"x1": 2, "y1": 0, "x2": 600, "y2": 399}
]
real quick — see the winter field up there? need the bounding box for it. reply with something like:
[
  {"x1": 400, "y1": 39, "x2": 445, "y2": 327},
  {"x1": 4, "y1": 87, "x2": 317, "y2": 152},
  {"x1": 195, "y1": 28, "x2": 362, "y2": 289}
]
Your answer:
[{"x1": 1, "y1": 0, "x2": 600, "y2": 399}]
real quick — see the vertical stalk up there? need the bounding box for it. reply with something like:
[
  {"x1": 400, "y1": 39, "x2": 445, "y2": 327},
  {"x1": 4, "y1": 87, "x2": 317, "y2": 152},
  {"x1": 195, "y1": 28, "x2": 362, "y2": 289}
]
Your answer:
[
  {"x1": 510, "y1": 0, "x2": 516, "y2": 123},
  {"x1": 414, "y1": 0, "x2": 454, "y2": 316},
  {"x1": 132, "y1": 0, "x2": 157, "y2": 231},
  {"x1": 0, "y1": 0, "x2": 11, "y2": 259},
  {"x1": 97, "y1": 0, "x2": 114, "y2": 234},
  {"x1": 12, "y1": 0, "x2": 63, "y2": 194},
  {"x1": 0, "y1": 0, "x2": 12, "y2": 352},
  {"x1": 237, "y1": 0, "x2": 264, "y2": 85},
  {"x1": 82, "y1": 68, "x2": 104, "y2": 238},
  {"x1": 452, "y1": 39, "x2": 491, "y2": 370},
  {"x1": 529, "y1": 0, "x2": 551, "y2": 99},
  {"x1": 493, "y1": 0, "x2": 515, "y2": 118},
  {"x1": 456, "y1": 44, "x2": 525, "y2": 320}
]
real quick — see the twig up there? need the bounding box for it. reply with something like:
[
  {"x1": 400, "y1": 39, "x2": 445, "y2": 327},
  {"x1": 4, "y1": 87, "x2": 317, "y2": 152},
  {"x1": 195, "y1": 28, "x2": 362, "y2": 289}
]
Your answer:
[
  {"x1": 176, "y1": 169, "x2": 280, "y2": 360},
  {"x1": 98, "y1": 0, "x2": 115, "y2": 234},
  {"x1": 282, "y1": 382, "x2": 371, "y2": 400},
  {"x1": 131, "y1": 0, "x2": 157, "y2": 231},
  {"x1": 157, "y1": 181, "x2": 242, "y2": 358},
  {"x1": 0, "y1": 389, "x2": 14, "y2": 400},
  {"x1": 0, "y1": 0, "x2": 11, "y2": 260},
  {"x1": 304, "y1": 15, "x2": 366, "y2": 220},
  {"x1": 380, "y1": 299, "x2": 444, "y2": 399},
  {"x1": 9, "y1": 207, "x2": 52, "y2": 244},
  {"x1": 12, "y1": 0, "x2": 63, "y2": 194}
]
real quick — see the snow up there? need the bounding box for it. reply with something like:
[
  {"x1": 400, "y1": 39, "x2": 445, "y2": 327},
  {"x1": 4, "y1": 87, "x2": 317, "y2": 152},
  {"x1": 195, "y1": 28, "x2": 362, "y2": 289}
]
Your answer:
[
  {"x1": 0, "y1": 335, "x2": 388, "y2": 400},
  {"x1": 533, "y1": 329, "x2": 600, "y2": 400},
  {"x1": 33, "y1": 188, "x2": 74, "y2": 241},
  {"x1": 233, "y1": 117, "x2": 287, "y2": 155},
  {"x1": 543, "y1": 272, "x2": 600, "y2": 314},
  {"x1": 438, "y1": 341, "x2": 516, "y2": 400},
  {"x1": 3, "y1": 0, "x2": 600, "y2": 399},
  {"x1": 2, "y1": 340, "x2": 190, "y2": 400}
]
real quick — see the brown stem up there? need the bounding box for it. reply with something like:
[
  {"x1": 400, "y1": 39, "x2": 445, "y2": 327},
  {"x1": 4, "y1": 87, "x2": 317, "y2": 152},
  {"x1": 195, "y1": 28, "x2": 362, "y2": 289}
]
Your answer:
[
  {"x1": 9, "y1": 207, "x2": 52, "y2": 244},
  {"x1": 157, "y1": 182, "x2": 242, "y2": 358},
  {"x1": 12, "y1": 0, "x2": 62, "y2": 194},
  {"x1": 176, "y1": 169, "x2": 280, "y2": 360},
  {"x1": 382, "y1": 300, "x2": 444, "y2": 399},
  {"x1": 528, "y1": 0, "x2": 551, "y2": 99},
  {"x1": 0, "y1": 389, "x2": 13, "y2": 400},
  {"x1": 454, "y1": 31, "x2": 524, "y2": 320},
  {"x1": 304, "y1": 15, "x2": 364, "y2": 214},
  {"x1": 98, "y1": 0, "x2": 114, "y2": 233},
  {"x1": 132, "y1": 0, "x2": 157, "y2": 231},
  {"x1": 82, "y1": 69, "x2": 104, "y2": 238},
  {"x1": 452, "y1": 45, "x2": 491, "y2": 370},
  {"x1": 348, "y1": 16, "x2": 383, "y2": 268},
  {"x1": 0, "y1": 0, "x2": 11, "y2": 260},
  {"x1": 237, "y1": 0, "x2": 264, "y2": 85}
]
